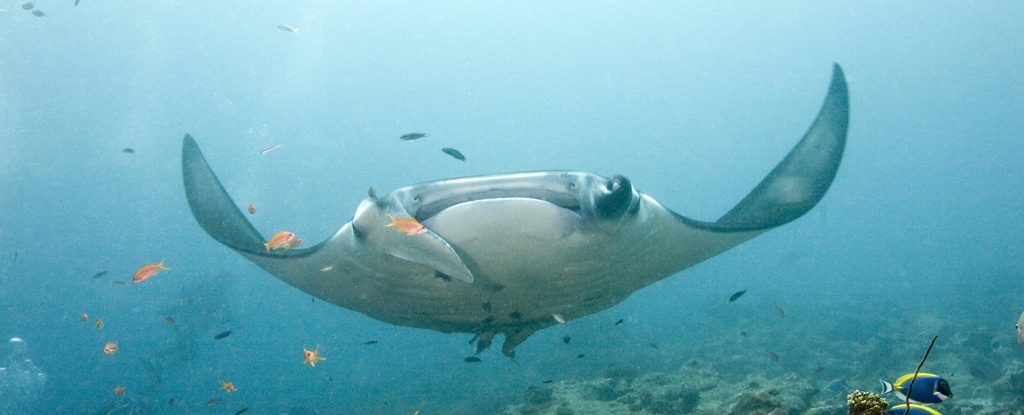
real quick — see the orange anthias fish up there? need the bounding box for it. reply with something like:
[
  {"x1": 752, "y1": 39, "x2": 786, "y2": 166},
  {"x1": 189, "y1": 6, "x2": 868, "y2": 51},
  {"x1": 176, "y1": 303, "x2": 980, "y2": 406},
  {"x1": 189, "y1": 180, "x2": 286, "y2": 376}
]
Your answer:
[
  {"x1": 264, "y1": 231, "x2": 295, "y2": 253},
  {"x1": 248, "y1": 203, "x2": 256, "y2": 215},
  {"x1": 219, "y1": 381, "x2": 236, "y2": 393},
  {"x1": 114, "y1": 386, "x2": 125, "y2": 396},
  {"x1": 303, "y1": 345, "x2": 326, "y2": 367},
  {"x1": 384, "y1": 214, "x2": 427, "y2": 235},
  {"x1": 285, "y1": 238, "x2": 304, "y2": 250},
  {"x1": 95, "y1": 318, "x2": 104, "y2": 329},
  {"x1": 133, "y1": 259, "x2": 169, "y2": 283},
  {"x1": 103, "y1": 342, "x2": 118, "y2": 355},
  {"x1": 80, "y1": 313, "x2": 88, "y2": 322}
]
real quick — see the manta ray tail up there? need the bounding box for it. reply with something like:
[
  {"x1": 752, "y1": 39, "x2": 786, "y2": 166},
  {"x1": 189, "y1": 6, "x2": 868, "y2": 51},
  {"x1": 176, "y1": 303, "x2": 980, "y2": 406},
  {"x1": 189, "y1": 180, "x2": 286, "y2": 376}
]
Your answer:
[{"x1": 715, "y1": 63, "x2": 849, "y2": 230}]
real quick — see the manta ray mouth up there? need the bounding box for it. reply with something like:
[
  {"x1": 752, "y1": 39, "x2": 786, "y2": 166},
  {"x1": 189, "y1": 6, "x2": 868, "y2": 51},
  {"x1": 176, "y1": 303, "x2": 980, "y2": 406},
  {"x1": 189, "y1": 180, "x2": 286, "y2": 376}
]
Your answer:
[{"x1": 397, "y1": 172, "x2": 636, "y2": 226}]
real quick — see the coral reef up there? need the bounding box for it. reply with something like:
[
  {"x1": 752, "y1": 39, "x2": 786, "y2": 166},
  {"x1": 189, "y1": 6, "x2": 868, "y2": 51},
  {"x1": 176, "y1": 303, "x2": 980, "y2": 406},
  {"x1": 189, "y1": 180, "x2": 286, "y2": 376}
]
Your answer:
[{"x1": 846, "y1": 390, "x2": 888, "y2": 415}]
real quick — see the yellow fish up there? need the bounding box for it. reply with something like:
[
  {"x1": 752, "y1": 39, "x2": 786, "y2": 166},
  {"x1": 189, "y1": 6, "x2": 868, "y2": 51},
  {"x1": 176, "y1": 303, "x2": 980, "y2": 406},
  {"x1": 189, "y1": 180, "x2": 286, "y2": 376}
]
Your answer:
[
  {"x1": 384, "y1": 214, "x2": 426, "y2": 235},
  {"x1": 303, "y1": 345, "x2": 326, "y2": 367}
]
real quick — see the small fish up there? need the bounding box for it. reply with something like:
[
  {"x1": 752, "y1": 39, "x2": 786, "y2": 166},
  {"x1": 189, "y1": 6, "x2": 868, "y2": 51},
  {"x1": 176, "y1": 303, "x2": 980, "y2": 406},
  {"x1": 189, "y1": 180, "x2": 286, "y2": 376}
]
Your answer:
[
  {"x1": 285, "y1": 238, "x2": 304, "y2": 250},
  {"x1": 364, "y1": 340, "x2": 378, "y2": 345},
  {"x1": 219, "y1": 381, "x2": 237, "y2": 393},
  {"x1": 614, "y1": 319, "x2": 624, "y2": 326},
  {"x1": 542, "y1": 380, "x2": 553, "y2": 384},
  {"x1": 103, "y1": 341, "x2": 117, "y2": 355},
  {"x1": 206, "y1": 399, "x2": 220, "y2": 407},
  {"x1": 740, "y1": 331, "x2": 749, "y2": 337},
  {"x1": 886, "y1": 404, "x2": 944, "y2": 415},
  {"x1": 464, "y1": 356, "x2": 482, "y2": 363},
  {"x1": 80, "y1": 313, "x2": 88, "y2": 322},
  {"x1": 368, "y1": 187, "x2": 377, "y2": 198},
  {"x1": 400, "y1": 133, "x2": 427, "y2": 141},
  {"x1": 114, "y1": 386, "x2": 125, "y2": 396},
  {"x1": 264, "y1": 231, "x2": 295, "y2": 252},
  {"x1": 815, "y1": 366, "x2": 825, "y2": 373},
  {"x1": 278, "y1": 25, "x2": 298, "y2": 32},
  {"x1": 385, "y1": 214, "x2": 427, "y2": 235},
  {"x1": 261, "y1": 144, "x2": 282, "y2": 154},
  {"x1": 31, "y1": 9, "x2": 43, "y2": 16},
  {"x1": 1017, "y1": 308, "x2": 1024, "y2": 344},
  {"x1": 122, "y1": 148, "x2": 135, "y2": 153},
  {"x1": 248, "y1": 204, "x2": 256, "y2": 215},
  {"x1": 109, "y1": 281, "x2": 125, "y2": 285},
  {"x1": 21, "y1": 2, "x2": 33, "y2": 10},
  {"x1": 775, "y1": 305, "x2": 785, "y2": 319},
  {"x1": 766, "y1": 350, "x2": 779, "y2": 362},
  {"x1": 75, "y1": 0, "x2": 80, "y2": 6},
  {"x1": 304, "y1": 345, "x2": 326, "y2": 367},
  {"x1": 10, "y1": 250, "x2": 16, "y2": 264},
  {"x1": 95, "y1": 318, "x2": 104, "y2": 329},
  {"x1": 163, "y1": 317, "x2": 177, "y2": 325},
  {"x1": 311, "y1": 297, "x2": 315, "y2": 303},
  {"x1": 214, "y1": 330, "x2": 232, "y2": 340},
  {"x1": 576, "y1": 354, "x2": 586, "y2": 359},
  {"x1": 879, "y1": 373, "x2": 952, "y2": 404},
  {"x1": 441, "y1": 147, "x2": 466, "y2": 161},
  {"x1": 321, "y1": 265, "x2": 335, "y2": 272},
  {"x1": 552, "y1": 313, "x2": 565, "y2": 324},
  {"x1": 168, "y1": 397, "x2": 175, "y2": 406},
  {"x1": 91, "y1": 270, "x2": 108, "y2": 279},
  {"x1": 234, "y1": 408, "x2": 250, "y2": 415},
  {"x1": 563, "y1": 335, "x2": 571, "y2": 344},
  {"x1": 649, "y1": 343, "x2": 659, "y2": 349},
  {"x1": 729, "y1": 289, "x2": 747, "y2": 302},
  {"x1": 826, "y1": 378, "x2": 847, "y2": 392},
  {"x1": 133, "y1": 259, "x2": 169, "y2": 283}
]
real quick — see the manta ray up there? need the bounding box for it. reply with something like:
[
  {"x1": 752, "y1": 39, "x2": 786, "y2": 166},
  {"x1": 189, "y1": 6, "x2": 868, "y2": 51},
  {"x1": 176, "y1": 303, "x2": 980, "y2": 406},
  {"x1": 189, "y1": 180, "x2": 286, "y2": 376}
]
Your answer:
[{"x1": 182, "y1": 65, "x2": 849, "y2": 357}]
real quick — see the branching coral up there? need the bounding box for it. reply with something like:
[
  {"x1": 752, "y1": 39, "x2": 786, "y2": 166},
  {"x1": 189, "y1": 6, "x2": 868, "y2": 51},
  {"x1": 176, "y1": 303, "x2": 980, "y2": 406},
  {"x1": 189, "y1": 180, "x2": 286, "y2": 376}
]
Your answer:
[{"x1": 847, "y1": 390, "x2": 888, "y2": 415}]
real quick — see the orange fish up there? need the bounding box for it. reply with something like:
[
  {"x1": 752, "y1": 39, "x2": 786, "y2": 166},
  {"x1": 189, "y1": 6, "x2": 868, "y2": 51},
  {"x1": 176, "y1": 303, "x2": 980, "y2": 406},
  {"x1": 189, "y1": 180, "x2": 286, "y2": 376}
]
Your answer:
[
  {"x1": 80, "y1": 313, "x2": 88, "y2": 322},
  {"x1": 303, "y1": 345, "x2": 326, "y2": 367},
  {"x1": 103, "y1": 341, "x2": 118, "y2": 355},
  {"x1": 219, "y1": 380, "x2": 236, "y2": 393},
  {"x1": 384, "y1": 214, "x2": 427, "y2": 235},
  {"x1": 285, "y1": 238, "x2": 304, "y2": 250},
  {"x1": 133, "y1": 259, "x2": 169, "y2": 283},
  {"x1": 95, "y1": 318, "x2": 104, "y2": 329},
  {"x1": 248, "y1": 203, "x2": 256, "y2": 215},
  {"x1": 264, "y1": 231, "x2": 295, "y2": 253},
  {"x1": 114, "y1": 386, "x2": 125, "y2": 396}
]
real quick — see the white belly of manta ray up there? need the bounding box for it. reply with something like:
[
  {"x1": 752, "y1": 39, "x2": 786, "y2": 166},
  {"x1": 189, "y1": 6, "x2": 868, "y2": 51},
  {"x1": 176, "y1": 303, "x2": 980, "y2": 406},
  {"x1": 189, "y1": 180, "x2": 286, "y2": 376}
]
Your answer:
[{"x1": 182, "y1": 64, "x2": 849, "y2": 358}]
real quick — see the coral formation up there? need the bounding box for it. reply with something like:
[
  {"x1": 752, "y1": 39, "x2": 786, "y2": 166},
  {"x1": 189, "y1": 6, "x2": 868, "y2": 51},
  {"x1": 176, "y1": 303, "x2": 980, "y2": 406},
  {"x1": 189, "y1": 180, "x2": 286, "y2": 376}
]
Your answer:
[{"x1": 846, "y1": 390, "x2": 888, "y2": 415}]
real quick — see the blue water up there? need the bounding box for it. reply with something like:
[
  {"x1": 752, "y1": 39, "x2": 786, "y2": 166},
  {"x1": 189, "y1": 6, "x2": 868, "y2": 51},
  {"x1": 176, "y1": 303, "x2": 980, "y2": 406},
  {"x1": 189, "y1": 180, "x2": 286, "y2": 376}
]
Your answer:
[{"x1": 1, "y1": 1, "x2": 1022, "y2": 414}]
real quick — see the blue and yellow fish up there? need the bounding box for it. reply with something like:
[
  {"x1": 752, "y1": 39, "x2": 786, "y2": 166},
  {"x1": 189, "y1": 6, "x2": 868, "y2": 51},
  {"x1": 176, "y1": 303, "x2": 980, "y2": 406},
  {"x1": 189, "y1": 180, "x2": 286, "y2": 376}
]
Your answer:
[
  {"x1": 879, "y1": 373, "x2": 952, "y2": 404},
  {"x1": 887, "y1": 404, "x2": 943, "y2": 415}
]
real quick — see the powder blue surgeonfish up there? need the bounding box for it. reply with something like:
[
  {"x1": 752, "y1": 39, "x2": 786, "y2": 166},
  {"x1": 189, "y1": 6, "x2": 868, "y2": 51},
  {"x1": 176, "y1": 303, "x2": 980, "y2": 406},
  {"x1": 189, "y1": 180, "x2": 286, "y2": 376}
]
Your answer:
[
  {"x1": 887, "y1": 404, "x2": 943, "y2": 415},
  {"x1": 880, "y1": 373, "x2": 953, "y2": 404},
  {"x1": 181, "y1": 65, "x2": 849, "y2": 358}
]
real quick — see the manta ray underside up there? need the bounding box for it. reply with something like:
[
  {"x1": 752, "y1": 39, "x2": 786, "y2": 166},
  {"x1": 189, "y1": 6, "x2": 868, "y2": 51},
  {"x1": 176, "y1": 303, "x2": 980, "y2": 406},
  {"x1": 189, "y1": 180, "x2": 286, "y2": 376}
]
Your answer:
[{"x1": 182, "y1": 64, "x2": 849, "y2": 357}]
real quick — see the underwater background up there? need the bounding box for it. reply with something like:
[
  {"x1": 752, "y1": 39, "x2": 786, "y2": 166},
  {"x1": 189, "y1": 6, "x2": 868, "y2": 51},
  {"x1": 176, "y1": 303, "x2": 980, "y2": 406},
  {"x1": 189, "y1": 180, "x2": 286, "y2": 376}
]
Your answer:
[{"x1": 1, "y1": 1, "x2": 1022, "y2": 414}]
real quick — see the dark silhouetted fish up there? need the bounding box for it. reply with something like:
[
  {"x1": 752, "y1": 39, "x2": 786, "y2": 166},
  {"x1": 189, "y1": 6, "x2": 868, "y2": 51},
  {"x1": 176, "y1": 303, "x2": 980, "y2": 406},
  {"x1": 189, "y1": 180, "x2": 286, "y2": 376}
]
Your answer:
[
  {"x1": 729, "y1": 289, "x2": 747, "y2": 302},
  {"x1": 400, "y1": 133, "x2": 427, "y2": 141},
  {"x1": 576, "y1": 354, "x2": 585, "y2": 359},
  {"x1": 91, "y1": 271, "x2": 108, "y2": 279},
  {"x1": 441, "y1": 147, "x2": 466, "y2": 161},
  {"x1": 614, "y1": 319, "x2": 624, "y2": 326},
  {"x1": 364, "y1": 340, "x2": 377, "y2": 345},
  {"x1": 214, "y1": 330, "x2": 232, "y2": 339},
  {"x1": 464, "y1": 356, "x2": 481, "y2": 363},
  {"x1": 122, "y1": 148, "x2": 135, "y2": 153},
  {"x1": 21, "y1": 2, "x2": 33, "y2": 10},
  {"x1": 562, "y1": 335, "x2": 571, "y2": 344},
  {"x1": 775, "y1": 305, "x2": 785, "y2": 318}
]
